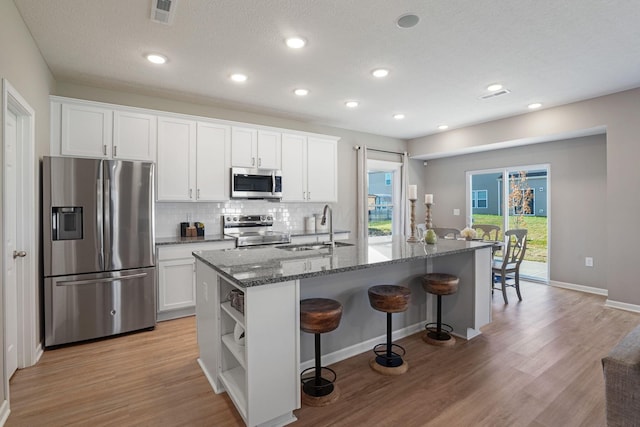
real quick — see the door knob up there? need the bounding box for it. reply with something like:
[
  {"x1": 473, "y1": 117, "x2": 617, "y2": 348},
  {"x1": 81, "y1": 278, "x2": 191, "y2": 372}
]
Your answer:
[{"x1": 13, "y1": 250, "x2": 27, "y2": 259}]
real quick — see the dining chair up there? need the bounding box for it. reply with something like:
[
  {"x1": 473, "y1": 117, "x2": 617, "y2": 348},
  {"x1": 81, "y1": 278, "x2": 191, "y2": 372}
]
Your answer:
[
  {"x1": 472, "y1": 224, "x2": 501, "y2": 241},
  {"x1": 432, "y1": 227, "x2": 461, "y2": 239},
  {"x1": 492, "y1": 229, "x2": 527, "y2": 304}
]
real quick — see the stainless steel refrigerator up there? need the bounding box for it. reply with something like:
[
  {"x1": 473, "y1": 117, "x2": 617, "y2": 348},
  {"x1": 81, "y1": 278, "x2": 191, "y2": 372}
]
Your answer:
[{"x1": 42, "y1": 156, "x2": 156, "y2": 347}]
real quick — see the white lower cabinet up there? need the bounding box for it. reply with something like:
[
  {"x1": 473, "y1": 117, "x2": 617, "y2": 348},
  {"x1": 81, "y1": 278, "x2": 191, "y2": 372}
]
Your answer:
[
  {"x1": 196, "y1": 260, "x2": 299, "y2": 427},
  {"x1": 157, "y1": 241, "x2": 233, "y2": 321}
]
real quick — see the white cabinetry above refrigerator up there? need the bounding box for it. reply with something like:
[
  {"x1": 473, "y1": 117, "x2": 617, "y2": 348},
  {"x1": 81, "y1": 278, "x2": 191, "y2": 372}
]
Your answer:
[{"x1": 51, "y1": 98, "x2": 156, "y2": 161}]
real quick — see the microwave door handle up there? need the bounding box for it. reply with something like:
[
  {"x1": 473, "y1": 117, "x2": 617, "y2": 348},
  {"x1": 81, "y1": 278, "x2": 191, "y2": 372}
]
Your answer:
[{"x1": 272, "y1": 172, "x2": 276, "y2": 194}]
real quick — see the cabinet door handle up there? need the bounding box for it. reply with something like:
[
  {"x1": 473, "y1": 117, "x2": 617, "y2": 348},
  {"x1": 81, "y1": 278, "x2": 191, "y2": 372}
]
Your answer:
[
  {"x1": 197, "y1": 188, "x2": 200, "y2": 199},
  {"x1": 252, "y1": 157, "x2": 255, "y2": 166},
  {"x1": 308, "y1": 191, "x2": 311, "y2": 200},
  {"x1": 303, "y1": 191, "x2": 306, "y2": 200},
  {"x1": 258, "y1": 158, "x2": 262, "y2": 167},
  {"x1": 189, "y1": 188, "x2": 193, "y2": 199},
  {"x1": 103, "y1": 144, "x2": 107, "y2": 156},
  {"x1": 113, "y1": 146, "x2": 117, "y2": 157}
]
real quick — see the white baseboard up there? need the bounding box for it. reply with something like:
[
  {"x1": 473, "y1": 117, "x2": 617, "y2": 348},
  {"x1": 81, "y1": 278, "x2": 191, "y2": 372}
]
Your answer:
[
  {"x1": 548, "y1": 280, "x2": 608, "y2": 296},
  {"x1": 157, "y1": 308, "x2": 195, "y2": 322},
  {"x1": 604, "y1": 299, "x2": 640, "y2": 314},
  {"x1": 300, "y1": 322, "x2": 424, "y2": 371},
  {"x1": 0, "y1": 399, "x2": 9, "y2": 426},
  {"x1": 34, "y1": 342, "x2": 44, "y2": 365}
]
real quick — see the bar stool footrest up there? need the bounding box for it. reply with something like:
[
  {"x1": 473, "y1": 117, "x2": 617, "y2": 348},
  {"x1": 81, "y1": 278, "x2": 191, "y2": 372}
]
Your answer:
[
  {"x1": 372, "y1": 343, "x2": 406, "y2": 368},
  {"x1": 300, "y1": 366, "x2": 337, "y2": 397}
]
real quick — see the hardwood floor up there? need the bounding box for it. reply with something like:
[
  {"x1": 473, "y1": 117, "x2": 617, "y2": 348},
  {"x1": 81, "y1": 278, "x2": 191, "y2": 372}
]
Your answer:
[{"x1": 7, "y1": 282, "x2": 640, "y2": 427}]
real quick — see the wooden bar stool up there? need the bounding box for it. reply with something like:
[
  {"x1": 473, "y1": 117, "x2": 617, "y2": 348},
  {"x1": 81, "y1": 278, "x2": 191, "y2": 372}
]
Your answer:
[
  {"x1": 367, "y1": 285, "x2": 411, "y2": 375},
  {"x1": 300, "y1": 298, "x2": 343, "y2": 406},
  {"x1": 422, "y1": 273, "x2": 459, "y2": 347}
]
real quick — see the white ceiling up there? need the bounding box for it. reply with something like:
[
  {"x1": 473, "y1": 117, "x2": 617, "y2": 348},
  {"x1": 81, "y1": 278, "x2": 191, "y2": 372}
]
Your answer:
[{"x1": 13, "y1": 0, "x2": 640, "y2": 140}]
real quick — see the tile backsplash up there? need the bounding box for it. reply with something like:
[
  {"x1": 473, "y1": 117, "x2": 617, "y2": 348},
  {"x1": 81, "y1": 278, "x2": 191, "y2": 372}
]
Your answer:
[{"x1": 155, "y1": 200, "x2": 332, "y2": 237}]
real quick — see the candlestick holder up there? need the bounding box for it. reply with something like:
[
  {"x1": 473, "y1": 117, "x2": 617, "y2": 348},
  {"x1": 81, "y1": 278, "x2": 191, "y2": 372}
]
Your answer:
[
  {"x1": 407, "y1": 198, "x2": 419, "y2": 242},
  {"x1": 425, "y1": 203, "x2": 433, "y2": 229},
  {"x1": 424, "y1": 202, "x2": 438, "y2": 244}
]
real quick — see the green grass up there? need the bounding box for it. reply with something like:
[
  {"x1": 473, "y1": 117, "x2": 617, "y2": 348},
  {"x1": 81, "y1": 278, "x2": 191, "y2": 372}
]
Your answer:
[
  {"x1": 368, "y1": 220, "x2": 392, "y2": 236},
  {"x1": 472, "y1": 214, "x2": 547, "y2": 262}
]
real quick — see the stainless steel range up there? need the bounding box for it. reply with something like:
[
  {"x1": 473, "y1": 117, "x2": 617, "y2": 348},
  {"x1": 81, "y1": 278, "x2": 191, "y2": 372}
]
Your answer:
[{"x1": 223, "y1": 214, "x2": 291, "y2": 247}]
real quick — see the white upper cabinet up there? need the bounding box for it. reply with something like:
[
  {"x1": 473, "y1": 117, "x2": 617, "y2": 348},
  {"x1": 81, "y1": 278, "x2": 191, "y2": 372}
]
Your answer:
[
  {"x1": 281, "y1": 134, "x2": 337, "y2": 203},
  {"x1": 156, "y1": 117, "x2": 230, "y2": 202},
  {"x1": 157, "y1": 116, "x2": 196, "y2": 201},
  {"x1": 60, "y1": 103, "x2": 113, "y2": 158},
  {"x1": 257, "y1": 130, "x2": 281, "y2": 169},
  {"x1": 231, "y1": 127, "x2": 281, "y2": 169},
  {"x1": 231, "y1": 127, "x2": 257, "y2": 168},
  {"x1": 307, "y1": 137, "x2": 337, "y2": 202},
  {"x1": 281, "y1": 133, "x2": 307, "y2": 202},
  {"x1": 113, "y1": 111, "x2": 157, "y2": 161},
  {"x1": 56, "y1": 100, "x2": 156, "y2": 162},
  {"x1": 196, "y1": 122, "x2": 230, "y2": 201}
]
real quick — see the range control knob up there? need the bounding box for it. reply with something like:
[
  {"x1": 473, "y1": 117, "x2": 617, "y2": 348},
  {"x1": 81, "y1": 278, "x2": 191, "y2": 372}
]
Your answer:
[
  {"x1": 267, "y1": 215, "x2": 273, "y2": 221},
  {"x1": 233, "y1": 216, "x2": 238, "y2": 222},
  {"x1": 226, "y1": 216, "x2": 232, "y2": 222}
]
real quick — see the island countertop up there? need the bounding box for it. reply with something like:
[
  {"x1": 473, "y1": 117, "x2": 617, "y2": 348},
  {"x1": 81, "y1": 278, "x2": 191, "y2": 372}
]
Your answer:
[{"x1": 193, "y1": 237, "x2": 494, "y2": 288}]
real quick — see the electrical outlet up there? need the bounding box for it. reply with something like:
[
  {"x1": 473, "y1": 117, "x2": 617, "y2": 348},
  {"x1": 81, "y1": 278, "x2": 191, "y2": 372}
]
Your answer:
[
  {"x1": 453, "y1": 209, "x2": 460, "y2": 216},
  {"x1": 585, "y1": 257, "x2": 594, "y2": 267}
]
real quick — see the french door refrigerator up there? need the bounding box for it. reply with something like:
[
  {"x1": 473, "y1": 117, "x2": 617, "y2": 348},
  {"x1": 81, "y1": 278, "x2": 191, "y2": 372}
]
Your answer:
[{"x1": 42, "y1": 156, "x2": 156, "y2": 347}]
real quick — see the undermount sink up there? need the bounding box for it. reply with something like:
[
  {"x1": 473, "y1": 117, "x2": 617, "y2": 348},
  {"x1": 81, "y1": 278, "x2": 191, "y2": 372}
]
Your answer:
[{"x1": 276, "y1": 241, "x2": 353, "y2": 251}]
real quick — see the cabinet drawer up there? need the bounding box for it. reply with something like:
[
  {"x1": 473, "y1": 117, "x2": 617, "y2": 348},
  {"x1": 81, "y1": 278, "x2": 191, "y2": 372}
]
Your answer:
[{"x1": 157, "y1": 241, "x2": 233, "y2": 261}]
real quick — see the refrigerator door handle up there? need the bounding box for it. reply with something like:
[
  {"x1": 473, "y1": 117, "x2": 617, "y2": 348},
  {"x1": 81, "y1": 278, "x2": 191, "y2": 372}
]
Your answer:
[
  {"x1": 104, "y1": 177, "x2": 111, "y2": 268},
  {"x1": 97, "y1": 174, "x2": 104, "y2": 271},
  {"x1": 56, "y1": 272, "x2": 148, "y2": 287}
]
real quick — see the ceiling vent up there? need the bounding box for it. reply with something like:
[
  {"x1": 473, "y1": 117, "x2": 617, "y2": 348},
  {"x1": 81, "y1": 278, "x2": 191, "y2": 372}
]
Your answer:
[
  {"x1": 480, "y1": 89, "x2": 511, "y2": 100},
  {"x1": 150, "y1": 0, "x2": 178, "y2": 25}
]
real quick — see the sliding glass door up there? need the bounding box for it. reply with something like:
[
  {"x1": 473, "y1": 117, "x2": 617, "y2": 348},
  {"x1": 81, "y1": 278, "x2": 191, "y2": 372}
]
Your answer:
[{"x1": 468, "y1": 164, "x2": 549, "y2": 282}]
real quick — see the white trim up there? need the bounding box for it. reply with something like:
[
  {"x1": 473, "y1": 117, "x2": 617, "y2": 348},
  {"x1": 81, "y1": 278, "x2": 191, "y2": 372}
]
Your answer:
[
  {"x1": 3, "y1": 79, "x2": 38, "y2": 374},
  {"x1": 604, "y1": 299, "x2": 640, "y2": 314},
  {"x1": 0, "y1": 399, "x2": 10, "y2": 426},
  {"x1": 299, "y1": 321, "x2": 424, "y2": 371},
  {"x1": 548, "y1": 280, "x2": 608, "y2": 296},
  {"x1": 197, "y1": 358, "x2": 224, "y2": 394}
]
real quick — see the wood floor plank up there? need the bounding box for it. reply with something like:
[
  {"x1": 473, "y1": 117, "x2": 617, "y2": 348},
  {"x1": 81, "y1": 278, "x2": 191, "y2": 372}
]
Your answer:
[{"x1": 6, "y1": 282, "x2": 640, "y2": 426}]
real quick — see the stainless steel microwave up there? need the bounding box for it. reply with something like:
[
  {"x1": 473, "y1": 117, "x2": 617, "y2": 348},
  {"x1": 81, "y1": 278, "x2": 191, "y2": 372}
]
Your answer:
[{"x1": 231, "y1": 167, "x2": 282, "y2": 199}]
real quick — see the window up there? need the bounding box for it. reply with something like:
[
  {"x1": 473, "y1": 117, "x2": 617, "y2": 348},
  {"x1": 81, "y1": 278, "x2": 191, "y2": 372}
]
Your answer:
[
  {"x1": 384, "y1": 173, "x2": 392, "y2": 186},
  {"x1": 472, "y1": 190, "x2": 488, "y2": 209}
]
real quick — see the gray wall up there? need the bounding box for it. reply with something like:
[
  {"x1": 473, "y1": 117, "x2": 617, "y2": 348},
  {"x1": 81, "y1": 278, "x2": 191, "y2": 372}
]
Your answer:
[
  {"x1": 409, "y1": 88, "x2": 640, "y2": 302},
  {"x1": 1, "y1": 0, "x2": 56, "y2": 405},
  {"x1": 421, "y1": 134, "x2": 606, "y2": 290}
]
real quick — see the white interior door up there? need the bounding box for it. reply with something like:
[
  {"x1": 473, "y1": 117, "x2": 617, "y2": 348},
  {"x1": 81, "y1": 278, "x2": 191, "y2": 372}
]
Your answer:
[{"x1": 4, "y1": 108, "x2": 18, "y2": 379}]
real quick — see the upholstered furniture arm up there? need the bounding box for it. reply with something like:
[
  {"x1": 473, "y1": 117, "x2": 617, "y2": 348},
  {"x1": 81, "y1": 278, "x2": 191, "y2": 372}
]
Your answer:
[{"x1": 602, "y1": 324, "x2": 640, "y2": 426}]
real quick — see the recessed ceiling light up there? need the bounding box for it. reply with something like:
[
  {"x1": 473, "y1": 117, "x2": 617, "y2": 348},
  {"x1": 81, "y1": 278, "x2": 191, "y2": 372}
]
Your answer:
[
  {"x1": 397, "y1": 13, "x2": 420, "y2": 28},
  {"x1": 345, "y1": 101, "x2": 359, "y2": 108},
  {"x1": 285, "y1": 37, "x2": 306, "y2": 49},
  {"x1": 294, "y1": 88, "x2": 309, "y2": 96},
  {"x1": 146, "y1": 53, "x2": 167, "y2": 64},
  {"x1": 487, "y1": 83, "x2": 503, "y2": 91},
  {"x1": 393, "y1": 114, "x2": 405, "y2": 120},
  {"x1": 528, "y1": 102, "x2": 542, "y2": 109},
  {"x1": 438, "y1": 125, "x2": 449, "y2": 130},
  {"x1": 230, "y1": 73, "x2": 248, "y2": 83},
  {"x1": 372, "y1": 68, "x2": 390, "y2": 78}
]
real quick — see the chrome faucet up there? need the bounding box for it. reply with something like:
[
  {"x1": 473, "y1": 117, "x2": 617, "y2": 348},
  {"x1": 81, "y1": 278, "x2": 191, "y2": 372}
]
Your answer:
[{"x1": 321, "y1": 204, "x2": 334, "y2": 248}]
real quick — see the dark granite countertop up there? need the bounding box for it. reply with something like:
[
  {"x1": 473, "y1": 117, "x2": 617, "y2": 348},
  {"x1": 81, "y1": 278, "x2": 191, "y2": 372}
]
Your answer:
[
  {"x1": 155, "y1": 229, "x2": 350, "y2": 246},
  {"x1": 193, "y1": 237, "x2": 494, "y2": 288}
]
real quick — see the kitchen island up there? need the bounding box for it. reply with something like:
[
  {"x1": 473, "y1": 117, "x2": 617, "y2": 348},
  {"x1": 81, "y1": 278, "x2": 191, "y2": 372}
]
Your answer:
[{"x1": 193, "y1": 238, "x2": 493, "y2": 427}]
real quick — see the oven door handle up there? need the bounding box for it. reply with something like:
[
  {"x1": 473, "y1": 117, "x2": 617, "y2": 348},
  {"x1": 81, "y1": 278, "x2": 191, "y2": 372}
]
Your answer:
[{"x1": 56, "y1": 272, "x2": 148, "y2": 286}]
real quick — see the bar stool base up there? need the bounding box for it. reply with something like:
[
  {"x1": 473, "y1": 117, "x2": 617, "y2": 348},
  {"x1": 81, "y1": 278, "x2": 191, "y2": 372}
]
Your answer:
[
  {"x1": 423, "y1": 331, "x2": 456, "y2": 347},
  {"x1": 301, "y1": 383, "x2": 340, "y2": 407},
  {"x1": 369, "y1": 358, "x2": 409, "y2": 375}
]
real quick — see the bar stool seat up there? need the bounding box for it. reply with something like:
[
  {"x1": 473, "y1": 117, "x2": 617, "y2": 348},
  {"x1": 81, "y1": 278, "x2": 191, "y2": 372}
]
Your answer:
[
  {"x1": 422, "y1": 273, "x2": 459, "y2": 347},
  {"x1": 368, "y1": 285, "x2": 411, "y2": 375},
  {"x1": 300, "y1": 298, "x2": 343, "y2": 407}
]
